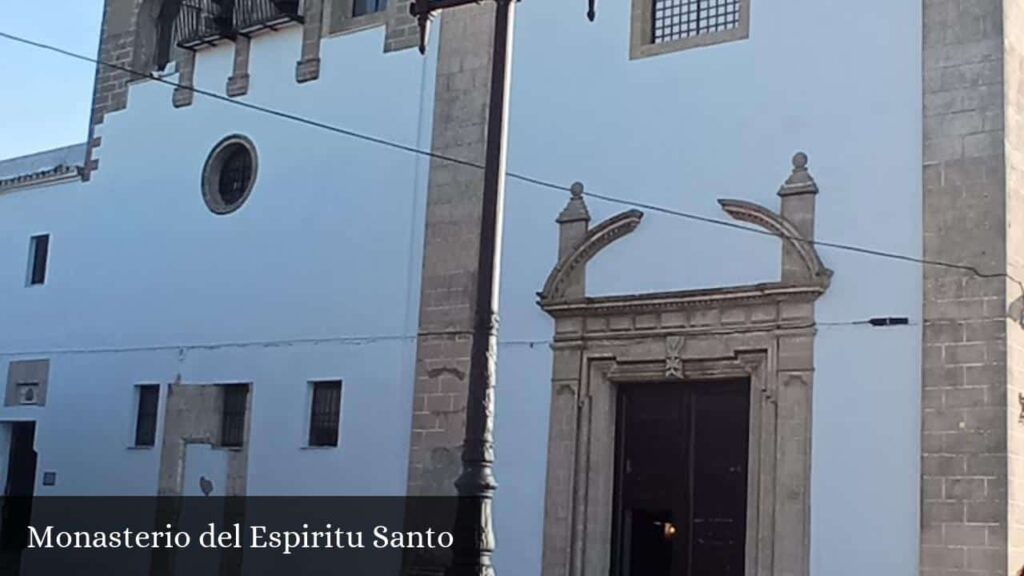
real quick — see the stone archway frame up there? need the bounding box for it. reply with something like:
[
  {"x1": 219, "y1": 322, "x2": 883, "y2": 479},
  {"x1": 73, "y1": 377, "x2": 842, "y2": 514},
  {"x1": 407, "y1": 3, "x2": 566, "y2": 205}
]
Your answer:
[
  {"x1": 539, "y1": 288, "x2": 820, "y2": 576},
  {"x1": 537, "y1": 154, "x2": 828, "y2": 576}
]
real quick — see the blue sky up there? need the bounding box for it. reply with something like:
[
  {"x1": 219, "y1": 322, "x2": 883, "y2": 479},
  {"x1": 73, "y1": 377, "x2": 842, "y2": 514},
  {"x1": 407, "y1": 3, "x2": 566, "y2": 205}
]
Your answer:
[{"x1": 0, "y1": 1, "x2": 103, "y2": 160}]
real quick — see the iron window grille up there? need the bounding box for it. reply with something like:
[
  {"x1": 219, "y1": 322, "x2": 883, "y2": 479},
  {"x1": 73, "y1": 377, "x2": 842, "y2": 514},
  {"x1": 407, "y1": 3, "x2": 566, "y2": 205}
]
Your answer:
[
  {"x1": 218, "y1": 145, "x2": 253, "y2": 207},
  {"x1": 308, "y1": 381, "x2": 343, "y2": 447},
  {"x1": 221, "y1": 384, "x2": 249, "y2": 448},
  {"x1": 135, "y1": 385, "x2": 160, "y2": 447},
  {"x1": 175, "y1": 0, "x2": 302, "y2": 49},
  {"x1": 652, "y1": 0, "x2": 742, "y2": 43},
  {"x1": 28, "y1": 234, "x2": 49, "y2": 286}
]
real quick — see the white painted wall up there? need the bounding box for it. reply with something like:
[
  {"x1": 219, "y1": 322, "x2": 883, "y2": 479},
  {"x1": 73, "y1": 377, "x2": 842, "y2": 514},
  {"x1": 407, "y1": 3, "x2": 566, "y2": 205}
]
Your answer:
[
  {"x1": 494, "y1": 1, "x2": 922, "y2": 575},
  {"x1": 1, "y1": 2, "x2": 921, "y2": 575},
  {"x1": 0, "y1": 24, "x2": 437, "y2": 497}
]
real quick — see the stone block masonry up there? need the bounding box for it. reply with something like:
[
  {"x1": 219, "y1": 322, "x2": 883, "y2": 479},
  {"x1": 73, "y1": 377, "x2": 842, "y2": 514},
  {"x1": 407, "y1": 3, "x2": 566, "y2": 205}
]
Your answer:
[
  {"x1": 85, "y1": 0, "x2": 140, "y2": 180},
  {"x1": 405, "y1": 6, "x2": 499, "y2": 497},
  {"x1": 921, "y1": 0, "x2": 1023, "y2": 574}
]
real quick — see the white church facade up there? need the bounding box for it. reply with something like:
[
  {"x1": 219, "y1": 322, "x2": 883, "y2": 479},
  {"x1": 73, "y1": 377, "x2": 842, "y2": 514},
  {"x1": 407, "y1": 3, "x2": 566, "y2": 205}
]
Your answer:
[{"x1": 0, "y1": 0, "x2": 1019, "y2": 574}]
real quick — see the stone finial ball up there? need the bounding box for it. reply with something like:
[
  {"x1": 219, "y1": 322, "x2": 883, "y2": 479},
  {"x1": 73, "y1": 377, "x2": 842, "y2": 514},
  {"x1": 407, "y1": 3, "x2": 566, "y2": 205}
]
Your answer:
[
  {"x1": 793, "y1": 152, "x2": 808, "y2": 169},
  {"x1": 570, "y1": 182, "x2": 585, "y2": 197}
]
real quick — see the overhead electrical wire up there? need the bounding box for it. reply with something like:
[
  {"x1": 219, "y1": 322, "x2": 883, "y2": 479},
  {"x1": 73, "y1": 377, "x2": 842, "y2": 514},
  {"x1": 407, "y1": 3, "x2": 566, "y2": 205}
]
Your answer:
[
  {"x1": 0, "y1": 318, "x2": 913, "y2": 358},
  {"x1": 0, "y1": 30, "x2": 1019, "y2": 310}
]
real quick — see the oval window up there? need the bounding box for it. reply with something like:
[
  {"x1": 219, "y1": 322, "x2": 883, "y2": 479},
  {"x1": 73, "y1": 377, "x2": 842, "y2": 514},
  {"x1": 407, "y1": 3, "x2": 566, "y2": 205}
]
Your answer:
[{"x1": 202, "y1": 135, "x2": 258, "y2": 214}]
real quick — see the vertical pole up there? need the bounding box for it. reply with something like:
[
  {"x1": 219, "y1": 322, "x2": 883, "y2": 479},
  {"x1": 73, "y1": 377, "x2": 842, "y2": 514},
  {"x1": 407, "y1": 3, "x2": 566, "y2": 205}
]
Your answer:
[{"x1": 446, "y1": 0, "x2": 515, "y2": 574}]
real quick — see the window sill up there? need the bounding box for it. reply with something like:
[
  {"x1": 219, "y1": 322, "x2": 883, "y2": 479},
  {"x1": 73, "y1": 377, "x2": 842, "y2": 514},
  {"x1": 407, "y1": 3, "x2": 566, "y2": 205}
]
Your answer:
[
  {"x1": 630, "y1": 26, "x2": 749, "y2": 60},
  {"x1": 302, "y1": 445, "x2": 339, "y2": 450},
  {"x1": 126, "y1": 445, "x2": 155, "y2": 451}
]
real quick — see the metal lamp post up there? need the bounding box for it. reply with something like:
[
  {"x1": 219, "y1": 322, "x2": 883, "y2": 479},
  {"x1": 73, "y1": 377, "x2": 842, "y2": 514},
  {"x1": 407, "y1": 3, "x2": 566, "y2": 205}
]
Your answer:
[{"x1": 407, "y1": 0, "x2": 594, "y2": 573}]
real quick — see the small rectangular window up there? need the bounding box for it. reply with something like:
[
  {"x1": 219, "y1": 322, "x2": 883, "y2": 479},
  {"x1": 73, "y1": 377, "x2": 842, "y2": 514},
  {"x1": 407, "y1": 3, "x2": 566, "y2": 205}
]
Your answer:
[
  {"x1": 352, "y1": 0, "x2": 387, "y2": 17},
  {"x1": 134, "y1": 385, "x2": 160, "y2": 447},
  {"x1": 631, "y1": 0, "x2": 749, "y2": 60},
  {"x1": 221, "y1": 384, "x2": 249, "y2": 448},
  {"x1": 28, "y1": 234, "x2": 49, "y2": 286},
  {"x1": 308, "y1": 381, "x2": 342, "y2": 447}
]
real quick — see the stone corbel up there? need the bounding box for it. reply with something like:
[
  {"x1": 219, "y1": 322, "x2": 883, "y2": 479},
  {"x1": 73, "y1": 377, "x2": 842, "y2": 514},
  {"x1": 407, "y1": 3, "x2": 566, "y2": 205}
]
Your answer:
[{"x1": 296, "y1": 0, "x2": 324, "y2": 83}]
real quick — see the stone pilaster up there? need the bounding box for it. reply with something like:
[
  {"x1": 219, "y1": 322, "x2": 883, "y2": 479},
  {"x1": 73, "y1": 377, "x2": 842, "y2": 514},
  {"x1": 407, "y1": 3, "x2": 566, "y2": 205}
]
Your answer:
[
  {"x1": 555, "y1": 183, "x2": 591, "y2": 300},
  {"x1": 778, "y1": 152, "x2": 818, "y2": 284},
  {"x1": 921, "y1": 0, "x2": 1012, "y2": 574},
  {"x1": 405, "y1": 6, "x2": 499, "y2": 497}
]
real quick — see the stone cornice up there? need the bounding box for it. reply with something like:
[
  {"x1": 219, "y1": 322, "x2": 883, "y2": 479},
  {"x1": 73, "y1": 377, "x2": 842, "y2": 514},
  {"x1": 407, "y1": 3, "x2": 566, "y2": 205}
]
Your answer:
[
  {"x1": 540, "y1": 281, "x2": 825, "y2": 318},
  {"x1": 0, "y1": 165, "x2": 83, "y2": 193}
]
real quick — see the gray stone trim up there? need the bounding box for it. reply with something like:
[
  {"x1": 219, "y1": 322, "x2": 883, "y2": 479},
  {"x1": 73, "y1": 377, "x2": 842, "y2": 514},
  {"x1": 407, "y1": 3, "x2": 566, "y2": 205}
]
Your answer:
[
  {"x1": 539, "y1": 155, "x2": 824, "y2": 576},
  {"x1": 154, "y1": 381, "x2": 251, "y2": 573},
  {"x1": 541, "y1": 209, "x2": 643, "y2": 302},
  {"x1": 920, "y1": 0, "x2": 1014, "y2": 574},
  {"x1": 227, "y1": 36, "x2": 252, "y2": 97},
  {"x1": 157, "y1": 382, "x2": 252, "y2": 497},
  {"x1": 86, "y1": 0, "x2": 140, "y2": 180},
  {"x1": 719, "y1": 196, "x2": 831, "y2": 286},
  {"x1": 404, "y1": 5, "x2": 498, "y2": 498},
  {"x1": 297, "y1": 0, "x2": 325, "y2": 83},
  {"x1": 629, "y1": 0, "x2": 750, "y2": 60},
  {"x1": 5, "y1": 359, "x2": 49, "y2": 407},
  {"x1": 172, "y1": 49, "x2": 197, "y2": 108}
]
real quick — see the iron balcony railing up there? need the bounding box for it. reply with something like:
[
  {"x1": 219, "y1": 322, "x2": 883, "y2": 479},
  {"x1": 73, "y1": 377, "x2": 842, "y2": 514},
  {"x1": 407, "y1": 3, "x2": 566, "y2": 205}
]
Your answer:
[{"x1": 174, "y1": 0, "x2": 302, "y2": 49}]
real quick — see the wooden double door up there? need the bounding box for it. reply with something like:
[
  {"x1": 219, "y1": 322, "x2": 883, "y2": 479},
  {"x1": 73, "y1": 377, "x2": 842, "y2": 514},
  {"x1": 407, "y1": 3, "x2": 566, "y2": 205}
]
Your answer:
[{"x1": 613, "y1": 380, "x2": 750, "y2": 576}]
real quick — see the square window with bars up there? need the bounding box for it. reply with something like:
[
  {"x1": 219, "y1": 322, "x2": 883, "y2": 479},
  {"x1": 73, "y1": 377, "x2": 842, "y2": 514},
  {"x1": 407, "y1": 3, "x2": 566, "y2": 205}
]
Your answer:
[
  {"x1": 308, "y1": 381, "x2": 343, "y2": 447},
  {"x1": 220, "y1": 384, "x2": 249, "y2": 448},
  {"x1": 652, "y1": 0, "x2": 742, "y2": 44},
  {"x1": 134, "y1": 385, "x2": 160, "y2": 447}
]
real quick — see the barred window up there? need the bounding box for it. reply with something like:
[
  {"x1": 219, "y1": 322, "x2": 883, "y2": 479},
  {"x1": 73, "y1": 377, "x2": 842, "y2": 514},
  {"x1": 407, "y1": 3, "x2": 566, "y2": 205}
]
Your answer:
[
  {"x1": 221, "y1": 384, "x2": 249, "y2": 448},
  {"x1": 352, "y1": 0, "x2": 387, "y2": 17},
  {"x1": 631, "y1": 0, "x2": 749, "y2": 59},
  {"x1": 653, "y1": 0, "x2": 741, "y2": 43},
  {"x1": 134, "y1": 385, "x2": 160, "y2": 447},
  {"x1": 308, "y1": 381, "x2": 343, "y2": 447}
]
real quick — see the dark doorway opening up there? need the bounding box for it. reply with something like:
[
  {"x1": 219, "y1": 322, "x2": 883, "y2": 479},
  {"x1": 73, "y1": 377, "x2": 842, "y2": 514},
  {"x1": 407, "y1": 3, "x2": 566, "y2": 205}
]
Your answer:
[
  {"x1": 612, "y1": 380, "x2": 749, "y2": 576},
  {"x1": 0, "y1": 422, "x2": 38, "y2": 569}
]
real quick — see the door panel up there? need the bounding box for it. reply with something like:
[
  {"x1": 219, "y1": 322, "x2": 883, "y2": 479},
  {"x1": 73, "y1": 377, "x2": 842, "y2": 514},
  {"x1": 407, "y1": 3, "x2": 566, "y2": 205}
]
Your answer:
[{"x1": 613, "y1": 381, "x2": 749, "y2": 576}]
